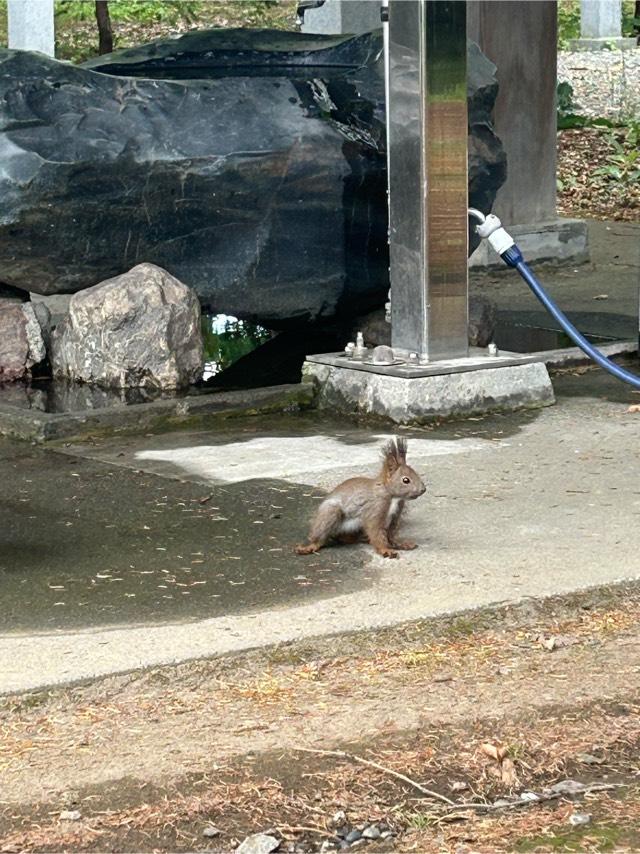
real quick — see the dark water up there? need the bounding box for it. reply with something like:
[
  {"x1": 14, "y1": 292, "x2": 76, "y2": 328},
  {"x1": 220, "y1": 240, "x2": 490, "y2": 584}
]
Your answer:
[
  {"x1": 0, "y1": 376, "x2": 212, "y2": 414},
  {"x1": 0, "y1": 314, "x2": 269, "y2": 414},
  {"x1": 494, "y1": 323, "x2": 618, "y2": 354}
]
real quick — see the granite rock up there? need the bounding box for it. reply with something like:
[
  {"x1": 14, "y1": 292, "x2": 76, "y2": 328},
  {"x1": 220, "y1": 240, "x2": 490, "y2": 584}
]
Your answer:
[
  {"x1": 0, "y1": 302, "x2": 47, "y2": 382},
  {"x1": 0, "y1": 31, "x2": 505, "y2": 327},
  {"x1": 50, "y1": 264, "x2": 203, "y2": 389}
]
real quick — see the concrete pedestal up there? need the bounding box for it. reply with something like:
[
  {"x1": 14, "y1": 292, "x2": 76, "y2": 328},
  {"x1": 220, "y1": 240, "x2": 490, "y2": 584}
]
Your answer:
[
  {"x1": 469, "y1": 218, "x2": 590, "y2": 270},
  {"x1": 304, "y1": 359, "x2": 555, "y2": 424},
  {"x1": 569, "y1": 37, "x2": 637, "y2": 51}
]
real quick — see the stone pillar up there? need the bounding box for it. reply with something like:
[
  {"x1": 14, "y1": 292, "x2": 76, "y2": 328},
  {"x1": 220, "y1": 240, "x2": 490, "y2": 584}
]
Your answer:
[
  {"x1": 301, "y1": 0, "x2": 382, "y2": 34},
  {"x1": 571, "y1": 0, "x2": 636, "y2": 50},
  {"x1": 7, "y1": 0, "x2": 55, "y2": 56},
  {"x1": 468, "y1": 0, "x2": 589, "y2": 268},
  {"x1": 581, "y1": 0, "x2": 621, "y2": 36}
]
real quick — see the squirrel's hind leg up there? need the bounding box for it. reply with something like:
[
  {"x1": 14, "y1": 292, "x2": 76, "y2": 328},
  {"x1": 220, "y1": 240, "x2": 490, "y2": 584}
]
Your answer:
[{"x1": 295, "y1": 501, "x2": 343, "y2": 555}]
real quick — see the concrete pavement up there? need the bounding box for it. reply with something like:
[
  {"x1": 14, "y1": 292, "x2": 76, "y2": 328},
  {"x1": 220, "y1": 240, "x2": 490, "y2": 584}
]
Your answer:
[{"x1": 1, "y1": 366, "x2": 639, "y2": 694}]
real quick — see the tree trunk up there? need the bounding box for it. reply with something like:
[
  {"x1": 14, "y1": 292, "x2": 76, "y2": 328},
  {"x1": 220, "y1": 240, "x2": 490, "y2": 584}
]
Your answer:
[{"x1": 95, "y1": 1, "x2": 113, "y2": 55}]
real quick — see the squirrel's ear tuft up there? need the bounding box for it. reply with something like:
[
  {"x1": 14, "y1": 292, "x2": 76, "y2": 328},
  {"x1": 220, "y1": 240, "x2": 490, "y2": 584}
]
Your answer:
[
  {"x1": 395, "y1": 436, "x2": 408, "y2": 462},
  {"x1": 381, "y1": 437, "x2": 408, "y2": 474}
]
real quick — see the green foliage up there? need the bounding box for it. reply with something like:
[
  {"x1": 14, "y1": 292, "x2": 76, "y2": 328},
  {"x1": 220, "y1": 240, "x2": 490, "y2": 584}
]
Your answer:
[
  {"x1": 55, "y1": 0, "x2": 280, "y2": 27},
  {"x1": 201, "y1": 315, "x2": 270, "y2": 376},
  {"x1": 55, "y1": 1, "x2": 198, "y2": 25},
  {"x1": 556, "y1": 81, "x2": 616, "y2": 130},
  {"x1": 594, "y1": 123, "x2": 640, "y2": 187},
  {"x1": 622, "y1": 0, "x2": 640, "y2": 36},
  {"x1": 558, "y1": 0, "x2": 638, "y2": 48},
  {"x1": 49, "y1": 1, "x2": 297, "y2": 63},
  {"x1": 558, "y1": 0, "x2": 580, "y2": 49}
]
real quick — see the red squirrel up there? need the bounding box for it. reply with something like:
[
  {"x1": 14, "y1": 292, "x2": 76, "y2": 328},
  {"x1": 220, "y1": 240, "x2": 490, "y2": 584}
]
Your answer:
[{"x1": 295, "y1": 437, "x2": 426, "y2": 559}]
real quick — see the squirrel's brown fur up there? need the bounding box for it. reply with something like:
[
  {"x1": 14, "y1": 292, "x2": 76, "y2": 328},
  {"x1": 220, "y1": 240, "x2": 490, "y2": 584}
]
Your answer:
[{"x1": 295, "y1": 437, "x2": 426, "y2": 559}]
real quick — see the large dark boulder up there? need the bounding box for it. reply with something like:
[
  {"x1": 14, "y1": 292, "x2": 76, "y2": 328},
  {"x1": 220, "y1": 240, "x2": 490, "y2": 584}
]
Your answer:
[{"x1": 0, "y1": 30, "x2": 505, "y2": 329}]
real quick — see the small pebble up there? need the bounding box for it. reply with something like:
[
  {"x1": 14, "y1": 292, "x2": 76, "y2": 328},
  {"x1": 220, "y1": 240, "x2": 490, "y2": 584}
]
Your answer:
[
  {"x1": 362, "y1": 826, "x2": 381, "y2": 840},
  {"x1": 380, "y1": 831, "x2": 394, "y2": 840},
  {"x1": 576, "y1": 753, "x2": 605, "y2": 765},
  {"x1": 345, "y1": 830, "x2": 362, "y2": 844},
  {"x1": 203, "y1": 825, "x2": 221, "y2": 838},
  {"x1": 350, "y1": 841, "x2": 367, "y2": 850},
  {"x1": 59, "y1": 810, "x2": 82, "y2": 821},
  {"x1": 569, "y1": 813, "x2": 592, "y2": 827}
]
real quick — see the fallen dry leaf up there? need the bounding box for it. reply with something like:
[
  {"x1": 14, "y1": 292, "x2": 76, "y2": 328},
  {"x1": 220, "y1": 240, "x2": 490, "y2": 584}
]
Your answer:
[{"x1": 481, "y1": 742, "x2": 506, "y2": 762}]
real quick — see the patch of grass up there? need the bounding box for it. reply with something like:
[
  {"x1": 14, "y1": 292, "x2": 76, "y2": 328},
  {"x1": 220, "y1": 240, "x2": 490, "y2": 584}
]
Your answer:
[
  {"x1": 516, "y1": 824, "x2": 623, "y2": 853},
  {"x1": 0, "y1": 691, "x2": 50, "y2": 714},
  {"x1": 265, "y1": 644, "x2": 312, "y2": 666},
  {"x1": 403, "y1": 811, "x2": 440, "y2": 831},
  {"x1": 441, "y1": 616, "x2": 478, "y2": 639}
]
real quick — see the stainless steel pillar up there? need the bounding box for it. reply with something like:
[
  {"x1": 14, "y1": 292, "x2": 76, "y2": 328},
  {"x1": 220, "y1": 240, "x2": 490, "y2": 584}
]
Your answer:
[{"x1": 387, "y1": 0, "x2": 468, "y2": 361}]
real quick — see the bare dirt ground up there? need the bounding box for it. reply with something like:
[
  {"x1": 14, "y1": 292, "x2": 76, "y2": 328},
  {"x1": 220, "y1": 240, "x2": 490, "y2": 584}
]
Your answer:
[{"x1": 4, "y1": 583, "x2": 640, "y2": 853}]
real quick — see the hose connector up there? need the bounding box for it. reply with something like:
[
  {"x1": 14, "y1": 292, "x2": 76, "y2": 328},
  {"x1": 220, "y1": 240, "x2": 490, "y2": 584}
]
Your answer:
[{"x1": 468, "y1": 210, "x2": 516, "y2": 257}]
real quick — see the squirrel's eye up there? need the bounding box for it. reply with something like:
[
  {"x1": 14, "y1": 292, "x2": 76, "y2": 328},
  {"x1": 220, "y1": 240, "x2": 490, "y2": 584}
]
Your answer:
[{"x1": 402, "y1": 476, "x2": 410, "y2": 484}]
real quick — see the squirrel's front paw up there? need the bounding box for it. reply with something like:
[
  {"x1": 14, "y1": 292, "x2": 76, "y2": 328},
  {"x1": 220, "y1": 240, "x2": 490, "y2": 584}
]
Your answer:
[
  {"x1": 378, "y1": 547, "x2": 399, "y2": 559},
  {"x1": 393, "y1": 540, "x2": 417, "y2": 551},
  {"x1": 295, "y1": 543, "x2": 319, "y2": 555}
]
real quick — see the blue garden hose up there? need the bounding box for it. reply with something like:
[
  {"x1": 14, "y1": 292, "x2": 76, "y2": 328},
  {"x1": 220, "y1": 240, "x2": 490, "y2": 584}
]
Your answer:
[{"x1": 469, "y1": 209, "x2": 640, "y2": 391}]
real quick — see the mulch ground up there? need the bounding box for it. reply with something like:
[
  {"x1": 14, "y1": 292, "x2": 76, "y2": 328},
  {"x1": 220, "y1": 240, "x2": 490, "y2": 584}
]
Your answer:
[
  {"x1": 557, "y1": 127, "x2": 640, "y2": 223},
  {"x1": 4, "y1": 585, "x2": 640, "y2": 852}
]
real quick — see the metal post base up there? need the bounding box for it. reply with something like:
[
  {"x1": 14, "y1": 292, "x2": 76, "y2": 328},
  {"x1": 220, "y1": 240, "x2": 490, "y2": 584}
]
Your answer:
[
  {"x1": 304, "y1": 357, "x2": 555, "y2": 424},
  {"x1": 305, "y1": 347, "x2": 549, "y2": 379}
]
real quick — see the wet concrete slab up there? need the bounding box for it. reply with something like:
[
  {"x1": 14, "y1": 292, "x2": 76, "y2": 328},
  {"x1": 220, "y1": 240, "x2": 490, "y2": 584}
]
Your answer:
[{"x1": 0, "y1": 437, "x2": 371, "y2": 634}]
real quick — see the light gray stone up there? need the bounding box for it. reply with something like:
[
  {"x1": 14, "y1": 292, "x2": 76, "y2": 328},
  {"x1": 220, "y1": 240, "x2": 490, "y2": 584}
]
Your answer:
[
  {"x1": 0, "y1": 302, "x2": 47, "y2": 381},
  {"x1": 59, "y1": 809, "x2": 82, "y2": 821},
  {"x1": 304, "y1": 361, "x2": 555, "y2": 423},
  {"x1": 362, "y1": 826, "x2": 381, "y2": 839},
  {"x1": 50, "y1": 264, "x2": 204, "y2": 390},
  {"x1": 569, "y1": 812, "x2": 592, "y2": 827},
  {"x1": 549, "y1": 780, "x2": 585, "y2": 795},
  {"x1": 203, "y1": 825, "x2": 221, "y2": 838},
  {"x1": 236, "y1": 833, "x2": 280, "y2": 854}
]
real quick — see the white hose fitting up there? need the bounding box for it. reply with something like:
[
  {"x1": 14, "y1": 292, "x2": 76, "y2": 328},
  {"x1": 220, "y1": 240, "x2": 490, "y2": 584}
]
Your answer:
[{"x1": 472, "y1": 212, "x2": 515, "y2": 256}]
